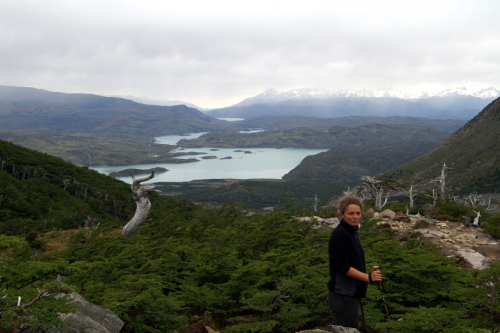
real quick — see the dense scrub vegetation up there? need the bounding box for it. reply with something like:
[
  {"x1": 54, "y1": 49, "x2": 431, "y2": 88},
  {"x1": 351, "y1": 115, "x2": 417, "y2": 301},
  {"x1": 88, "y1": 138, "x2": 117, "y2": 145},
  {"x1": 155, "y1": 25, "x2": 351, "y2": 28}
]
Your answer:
[
  {"x1": 157, "y1": 179, "x2": 344, "y2": 209},
  {"x1": 2, "y1": 201, "x2": 500, "y2": 332}
]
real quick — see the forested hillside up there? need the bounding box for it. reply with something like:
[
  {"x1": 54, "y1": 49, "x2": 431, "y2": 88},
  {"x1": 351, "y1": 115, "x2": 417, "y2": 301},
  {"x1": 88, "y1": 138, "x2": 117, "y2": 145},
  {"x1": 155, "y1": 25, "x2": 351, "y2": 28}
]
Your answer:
[
  {"x1": 177, "y1": 124, "x2": 451, "y2": 149},
  {"x1": 0, "y1": 139, "x2": 187, "y2": 235},
  {"x1": 158, "y1": 179, "x2": 342, "y2": 209},
  {"x1": 383, "y1": 97, "x2": 500, "y2": 194},
  {"x1": 283, "y1": 142, "x2": 440, "y2": 183}
]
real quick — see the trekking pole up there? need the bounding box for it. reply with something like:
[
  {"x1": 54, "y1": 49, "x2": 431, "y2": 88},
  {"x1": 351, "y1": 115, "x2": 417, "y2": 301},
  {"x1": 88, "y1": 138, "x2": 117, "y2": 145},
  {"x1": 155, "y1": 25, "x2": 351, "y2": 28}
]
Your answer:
[
  {"x1": 360, "y1": 298, "x2": 368, "y2": 333},
  {"x1": 373, "y1": 266, "x2": 390, "y2": 320}
]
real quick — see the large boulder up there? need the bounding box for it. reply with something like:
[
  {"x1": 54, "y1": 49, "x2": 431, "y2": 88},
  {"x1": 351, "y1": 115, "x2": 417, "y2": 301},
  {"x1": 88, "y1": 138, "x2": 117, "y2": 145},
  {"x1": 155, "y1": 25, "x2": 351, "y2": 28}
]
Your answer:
[
  {"x1": 477, "y1": 234, "x2": 498, "y2": 245},
  {"x1": 324, "y1": 217, "x2": 340, "y2": 228},
  {"x1": 49, "y1": 293, "x2": 124, "y2": 333},
  {"x1": 457, "y1": 250, "x2": 486, "y2": 269},
  {"x1": 415, "y1": 218, "x2": 436, "y2": 229},
  {"x1": 364, "y1": 208, "x2": 375, "y2": 217},
  {"x1": 378, "y1": 209, "x2": 396, "y2": 219}
]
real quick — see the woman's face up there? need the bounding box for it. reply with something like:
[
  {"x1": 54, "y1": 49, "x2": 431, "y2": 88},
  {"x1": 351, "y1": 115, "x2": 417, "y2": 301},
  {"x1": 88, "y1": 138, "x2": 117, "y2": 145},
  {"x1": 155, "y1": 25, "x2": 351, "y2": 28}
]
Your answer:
[{"x1": 341, "y1": 204, "x2": 362, "y2": 227}]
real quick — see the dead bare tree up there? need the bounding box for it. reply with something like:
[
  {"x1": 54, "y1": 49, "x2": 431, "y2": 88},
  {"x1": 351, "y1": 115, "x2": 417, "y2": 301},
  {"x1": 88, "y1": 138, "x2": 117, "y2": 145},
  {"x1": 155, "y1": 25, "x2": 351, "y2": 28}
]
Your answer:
[
  {"x1": 408, "y1": 184, "x2": 416, "y2": 209},
  {"x1": 467, "y1": 192, "x2": 483, "y2": 209},
  {"x1": 343, "y1": 186, "x2": 358, "y2": 197},
  {"x1": 473, "y1": 210, "x2": 481, "y2": 227},
  {"x1": 426, "y1": 189, "x2": 439, "y2": 207},
  {"x1": 5, "y1": 289, "x2": 51, "y2": 333},
  {"x1": 360, "y1": 176, "x2": 403, "y2": 210},
  {"x1": 312, "y1": 193, "x2": 319, "y2": 212},
  {"x1": 121, "y1": 171, "x2": 156, "y2": 237},
  {"x1": 61, "y1": 179, "x2": 70, "y2": 191},
  {"x1": 434, "y1": 162, "x2": 452, "y2": 198},
  {"x1": 486, "y1": 195, "x2": 495, "y2": 211},
  {"x1": 84, "y1": 216, "x2": 100, "y2": 229}
]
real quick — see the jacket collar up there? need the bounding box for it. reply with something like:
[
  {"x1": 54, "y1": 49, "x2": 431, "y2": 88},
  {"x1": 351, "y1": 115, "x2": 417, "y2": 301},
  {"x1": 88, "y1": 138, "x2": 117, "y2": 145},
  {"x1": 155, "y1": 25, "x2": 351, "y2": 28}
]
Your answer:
[{"x1": 340, "y1": 218, "x2": 360, "y2": 233}]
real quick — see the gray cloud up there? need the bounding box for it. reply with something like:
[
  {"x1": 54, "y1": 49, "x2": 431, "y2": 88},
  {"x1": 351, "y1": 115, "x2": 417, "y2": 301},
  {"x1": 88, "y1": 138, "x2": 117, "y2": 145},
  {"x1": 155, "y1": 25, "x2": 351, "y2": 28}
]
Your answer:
[{"x1": 1, "y1": 0, "x2": 500, "y2": 108}]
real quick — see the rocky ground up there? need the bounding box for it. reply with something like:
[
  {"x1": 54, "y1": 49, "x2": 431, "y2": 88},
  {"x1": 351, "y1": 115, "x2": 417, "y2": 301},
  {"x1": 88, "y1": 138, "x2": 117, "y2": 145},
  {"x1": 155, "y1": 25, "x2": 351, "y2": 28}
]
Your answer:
[{"x1": 304, "y1": 209, "x2": 500, "y2": 270}]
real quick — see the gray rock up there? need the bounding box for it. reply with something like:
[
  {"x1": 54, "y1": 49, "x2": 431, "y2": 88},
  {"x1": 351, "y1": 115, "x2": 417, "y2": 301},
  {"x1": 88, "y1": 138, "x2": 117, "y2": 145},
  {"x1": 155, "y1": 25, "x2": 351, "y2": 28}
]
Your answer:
[
  {"x1": 49, "y1": 293, "x2": 124, "y2": 333},
  {"x1": 477, "y1": 234, "x2": 498, "y2": 245},
  {"x1": 364, "y1": 208, "x2": 375, "y2": 217},
  {"x1": 415, "y1": 219, "x2": 435, "y2": 229},
  {"x1": 457, "y1": 250, "x2": 486, "y2": 269},
  {"x1": 415, "y1": 229, "x2": 449, "y2": 239},
  {"x1": 204, "y1": 325, "x2": 220, "y2": 333},
  {"x1": 379, "y1": 209, "x2": 396, "y2": 219},
  {"x1": 323, "y1": 218, "x2": 340, "y2": 226}
]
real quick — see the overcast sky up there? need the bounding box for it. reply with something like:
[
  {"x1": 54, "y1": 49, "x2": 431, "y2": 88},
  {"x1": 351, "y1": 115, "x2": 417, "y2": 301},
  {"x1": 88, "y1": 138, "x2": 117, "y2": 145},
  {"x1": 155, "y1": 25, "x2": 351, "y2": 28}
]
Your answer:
[{"x1": 1, "y1": 0, "x2": 500, "y2": 108}]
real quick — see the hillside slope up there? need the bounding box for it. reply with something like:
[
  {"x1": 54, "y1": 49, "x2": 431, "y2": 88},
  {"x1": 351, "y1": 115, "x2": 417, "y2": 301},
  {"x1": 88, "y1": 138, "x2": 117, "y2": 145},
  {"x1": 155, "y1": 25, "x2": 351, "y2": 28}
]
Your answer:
[
  {"x1": 0, "y1": 139, "x2": 188, "y2": 235},
  {"x1": 283, "y1": 141, "x2": 440, "y2": 184},
  {"x1": 0, "y1": 85, "x2": 229, "y2": 140},
  {"x1": 382, "y1": 97, "x2": 500, "y2": 194}
]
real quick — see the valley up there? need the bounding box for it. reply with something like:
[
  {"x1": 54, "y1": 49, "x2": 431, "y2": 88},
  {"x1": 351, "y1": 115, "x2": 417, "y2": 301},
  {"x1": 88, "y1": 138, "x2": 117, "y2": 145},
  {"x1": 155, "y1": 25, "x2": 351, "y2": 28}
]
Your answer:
[
  {"x1": 1, "y1": 85, "x2": 500, "y2": 332},
  {"x1": 1, "y1": 85, "x2": 499, "y2": 210}
]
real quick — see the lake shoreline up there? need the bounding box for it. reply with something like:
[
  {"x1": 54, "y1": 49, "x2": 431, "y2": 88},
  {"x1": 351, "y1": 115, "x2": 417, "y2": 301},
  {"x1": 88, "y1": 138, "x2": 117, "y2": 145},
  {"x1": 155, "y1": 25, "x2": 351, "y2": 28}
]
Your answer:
[{"x1": 92, "y1": 133, "x2": 328, "y2": 183}]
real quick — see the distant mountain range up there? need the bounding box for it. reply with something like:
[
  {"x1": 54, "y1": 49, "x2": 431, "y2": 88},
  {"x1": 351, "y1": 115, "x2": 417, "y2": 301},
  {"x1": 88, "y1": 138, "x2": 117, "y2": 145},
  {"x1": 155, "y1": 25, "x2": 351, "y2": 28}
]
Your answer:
[
  {"x1": 0, "y1": 85, "x2": 229, "y2": 139},
  {"x1": 109, "y1": 94, "x2": 204, "y2": 110},
  {"x1": 204, "y1": 87, "x2": 500, "y2": 120},
  {"x1": 0, "y1": 85, "x2": 232, "y2": 164},
  {"x1": 236, "y1": 87, "x2": 500, "y2": 104}
]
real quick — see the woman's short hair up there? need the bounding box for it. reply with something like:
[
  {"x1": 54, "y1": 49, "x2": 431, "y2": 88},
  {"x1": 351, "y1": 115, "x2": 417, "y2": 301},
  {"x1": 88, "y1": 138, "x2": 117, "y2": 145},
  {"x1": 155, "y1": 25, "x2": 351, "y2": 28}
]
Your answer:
[{"x1": 338, "y1": 196, "x2": 364, "y2": 215}]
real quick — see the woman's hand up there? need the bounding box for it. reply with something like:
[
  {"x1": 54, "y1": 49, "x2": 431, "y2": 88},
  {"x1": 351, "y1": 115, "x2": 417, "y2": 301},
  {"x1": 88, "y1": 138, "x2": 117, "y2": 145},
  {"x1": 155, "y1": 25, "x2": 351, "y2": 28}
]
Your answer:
[{"x1": 370, "y1": 270, "x2": 382, "y2": 282}]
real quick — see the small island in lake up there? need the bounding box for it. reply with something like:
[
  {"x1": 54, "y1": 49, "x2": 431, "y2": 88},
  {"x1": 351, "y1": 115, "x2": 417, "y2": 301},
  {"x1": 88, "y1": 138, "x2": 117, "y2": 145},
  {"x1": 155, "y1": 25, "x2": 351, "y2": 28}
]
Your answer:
[{"x1": 108, "y1": 167, "x2": 169, "y2": 178}]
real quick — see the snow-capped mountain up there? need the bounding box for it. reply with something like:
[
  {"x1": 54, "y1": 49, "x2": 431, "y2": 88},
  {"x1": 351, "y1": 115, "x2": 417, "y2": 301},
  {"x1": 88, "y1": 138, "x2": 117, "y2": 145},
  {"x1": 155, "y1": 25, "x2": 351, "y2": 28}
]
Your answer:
[
  {"x1": 432, "y1": 87, "x2": 500, "y2": 99},
  {"x1": 236, "y1": 87, "x2": 500, "y2": 106}
]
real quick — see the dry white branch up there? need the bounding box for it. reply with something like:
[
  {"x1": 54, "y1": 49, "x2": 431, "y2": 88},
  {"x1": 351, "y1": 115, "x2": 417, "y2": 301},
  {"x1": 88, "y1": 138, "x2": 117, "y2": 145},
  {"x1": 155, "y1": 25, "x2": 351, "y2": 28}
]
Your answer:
[{"x1": 121, "y1": 171, "x2": 157, "y2": 236}]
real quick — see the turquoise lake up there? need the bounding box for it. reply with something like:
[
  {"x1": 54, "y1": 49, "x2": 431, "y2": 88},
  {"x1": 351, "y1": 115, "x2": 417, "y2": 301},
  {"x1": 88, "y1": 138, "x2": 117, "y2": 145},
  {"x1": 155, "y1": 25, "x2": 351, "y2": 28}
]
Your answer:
[{"x1": 91, "y1": 133, "x2": 328, "y2": 183}]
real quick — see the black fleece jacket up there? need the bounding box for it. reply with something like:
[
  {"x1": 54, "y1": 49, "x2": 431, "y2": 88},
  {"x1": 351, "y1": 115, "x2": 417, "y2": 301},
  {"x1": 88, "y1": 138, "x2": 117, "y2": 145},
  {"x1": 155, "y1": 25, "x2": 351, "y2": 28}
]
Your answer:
[{"x1": 327, "y1": 218, "x2": 367, "y2": 298}]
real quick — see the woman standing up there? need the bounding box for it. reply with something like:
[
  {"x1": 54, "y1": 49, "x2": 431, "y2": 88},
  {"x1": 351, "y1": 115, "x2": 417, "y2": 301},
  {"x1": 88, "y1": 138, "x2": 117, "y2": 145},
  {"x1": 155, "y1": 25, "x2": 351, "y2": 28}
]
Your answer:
[{"x1": 327, "y1": 196, "x2": 382, "y2": 329}]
